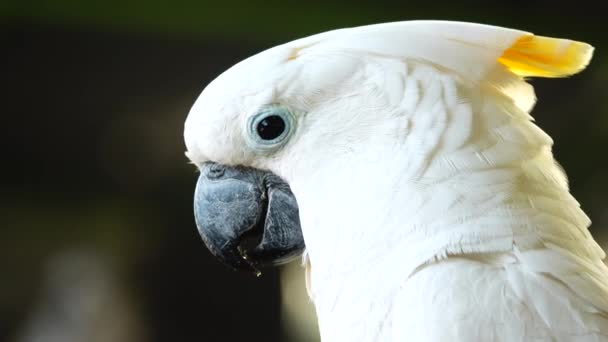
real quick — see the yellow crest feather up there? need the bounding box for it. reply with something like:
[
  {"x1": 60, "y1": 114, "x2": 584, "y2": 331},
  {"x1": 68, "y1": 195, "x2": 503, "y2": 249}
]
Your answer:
[{"x1": 498, "y1": 34, "x2": 593, "y2": 78}]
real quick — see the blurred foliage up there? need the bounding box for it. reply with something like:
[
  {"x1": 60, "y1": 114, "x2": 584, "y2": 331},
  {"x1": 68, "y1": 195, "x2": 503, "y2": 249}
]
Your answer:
[{"x1": 1, "y1": 0, "x2": 607, "y2": 45}]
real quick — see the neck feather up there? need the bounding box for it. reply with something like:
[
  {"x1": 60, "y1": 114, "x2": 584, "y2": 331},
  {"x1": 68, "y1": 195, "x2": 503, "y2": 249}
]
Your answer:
[
  {"x1": 279, "y1": 63, "x2": 605, "y2": 341},
  {"x1": 287, "y1": 68, "x2": 601, "y2": 291}
]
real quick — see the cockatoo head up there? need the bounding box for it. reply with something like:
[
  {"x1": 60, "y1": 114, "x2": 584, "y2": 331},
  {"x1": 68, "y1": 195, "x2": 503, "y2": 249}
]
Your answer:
[{"x1": 184, "y1": 21, "x2": 592, "y2": 275}]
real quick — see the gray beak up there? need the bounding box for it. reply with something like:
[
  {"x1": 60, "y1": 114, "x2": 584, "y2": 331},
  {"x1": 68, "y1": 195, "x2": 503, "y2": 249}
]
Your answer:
[{"x1": 194, "y1": 162, "x2": 304, "y2": 275}]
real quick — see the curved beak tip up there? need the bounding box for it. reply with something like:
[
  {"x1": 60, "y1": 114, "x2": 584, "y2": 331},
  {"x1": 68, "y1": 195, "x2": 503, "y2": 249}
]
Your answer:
[{"x1": 193, "y1": 163, "x2": 304, "y2": 274}]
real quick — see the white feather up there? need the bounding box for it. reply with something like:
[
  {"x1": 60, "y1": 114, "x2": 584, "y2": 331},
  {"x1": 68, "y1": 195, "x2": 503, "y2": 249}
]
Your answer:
[{"x1": 184, "y1": 21, "x2": 606, "y2": 341}]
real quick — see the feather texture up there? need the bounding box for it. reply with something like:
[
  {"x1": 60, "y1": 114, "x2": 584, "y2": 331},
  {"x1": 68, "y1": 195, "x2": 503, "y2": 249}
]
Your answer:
[{"x1": 183, "y1": 21, "x2": 606, "y2": 341}]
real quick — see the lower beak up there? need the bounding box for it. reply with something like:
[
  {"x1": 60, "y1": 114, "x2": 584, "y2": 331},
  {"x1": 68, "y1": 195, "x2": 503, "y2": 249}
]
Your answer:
[{"x1": 194, "y1": 162, "x2": 304, "y2": 275}]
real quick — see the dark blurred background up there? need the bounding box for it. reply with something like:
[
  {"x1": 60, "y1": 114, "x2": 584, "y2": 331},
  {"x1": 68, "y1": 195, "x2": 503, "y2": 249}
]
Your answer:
[{"x1": 2, "y1": 1, "x2": 608, "y2": 341}]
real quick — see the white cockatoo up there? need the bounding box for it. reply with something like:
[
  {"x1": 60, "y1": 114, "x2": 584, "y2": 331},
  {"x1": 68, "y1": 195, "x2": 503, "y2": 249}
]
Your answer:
[{"x1": 184, "y1": 21, "x2": 608, "y2": 341}]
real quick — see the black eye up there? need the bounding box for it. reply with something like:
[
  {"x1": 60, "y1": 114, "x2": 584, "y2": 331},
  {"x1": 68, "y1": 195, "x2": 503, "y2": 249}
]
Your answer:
[
  {"x1": 256, "y1": 115, "x2": 286, "y2": 140},
  {"x1": 246, "y1": 105, "x2": 295, "y2": 152}
]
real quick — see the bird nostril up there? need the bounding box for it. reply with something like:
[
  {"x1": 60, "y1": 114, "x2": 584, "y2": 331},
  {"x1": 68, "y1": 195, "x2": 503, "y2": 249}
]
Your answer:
[{"x1": 206, "y1": 163, "x2": 225, "y2": 179}]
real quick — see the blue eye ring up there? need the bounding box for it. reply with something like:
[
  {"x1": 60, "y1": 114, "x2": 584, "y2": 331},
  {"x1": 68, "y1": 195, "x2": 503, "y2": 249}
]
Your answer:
[{"x1": 245, "y1": 105, "x2": 296, "y2": 152}]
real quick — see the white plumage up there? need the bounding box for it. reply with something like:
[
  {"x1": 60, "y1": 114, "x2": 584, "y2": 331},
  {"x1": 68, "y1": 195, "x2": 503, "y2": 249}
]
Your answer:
[{"x1": 184, "y1": 21, "x2": 608, "y2": 341}]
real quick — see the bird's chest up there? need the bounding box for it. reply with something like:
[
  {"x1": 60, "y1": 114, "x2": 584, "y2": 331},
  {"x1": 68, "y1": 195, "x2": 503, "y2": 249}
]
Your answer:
[
  {"x1": 311, "y1": 262, "x2": 402, "y2": 342},
  {"x1": 310, "y1": 257, "x2": 545, "y2": 342}
]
